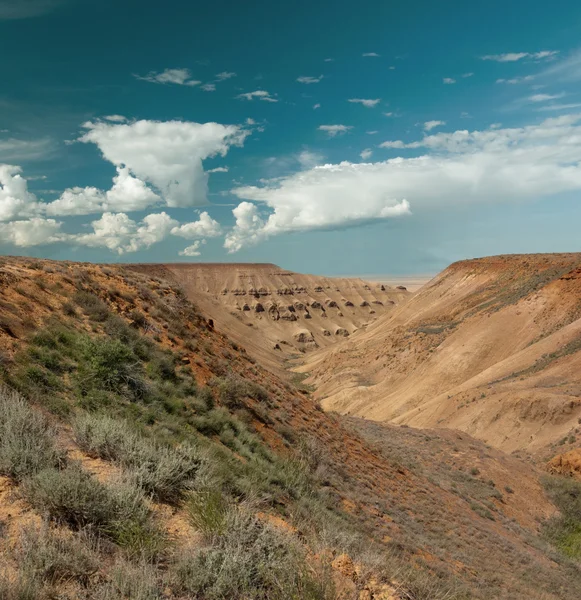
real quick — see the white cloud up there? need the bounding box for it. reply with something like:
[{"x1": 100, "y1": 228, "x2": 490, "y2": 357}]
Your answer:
[
  {"x1": 318, "y1": 125, "x2": 353, "y2": 137},
  {"x1": 362, "y1": 52, "x2": 380, "y2": 57},
  {"x1": 103, "y1": 115, "x2": 127, "y2": 123},
  {"x1": 135, "y1": 68, "x2": 201, "y2": 86},
  {"x1": 46, "y1": 167, "x2": 161, "y2": 216},
  {"x1": 482, "y1": 50, "x2": 559, "y2": 62},
  {"x1": 0, "y1": 164, "x2": 38, "y2": 221},
  {"x1": 179, "y1": 240, "x2": 205, "y2": 256},
  {"x1": 79, "y1": 118, "x2": 249, "y2": 207},
  {"x1": 0, "y1": 137, "x2": 55, "y2": 162},
  {"x1": 72, "y1": 212, "x2": 178, "y2": 254},
  {"x1": 324, "y1": 58, "x2": 334, "y2": 62},
  {"x1": 215, "y1": 71, "x2": 236, "y2": 81},
  {"x1": 383, "y1": 112, "x2": 394, "y2": 117},
  {"x1": 462, "y1": 72, "x2": 474, "y2": 78},
  {"x1": 496, "y1": 75, "x2": 535, "y2": 84},
  {"x1": 528, "y1": 92, "x2": 566, "y2": 102},
  {"x1": 443, "y1": 78, "x2": 456, "y2": 84},
  {"x1": 0, "y1": 218, "x2": 62, "y2": 246},
  {"x1": 225, "y1": 113, "x2": 581, "y2": 251},
  {"x1": 297, "y1": 150, "x2": 325, "y2": 168},
  {"x1": 201, "y1": 83, "x2": 216, "y2": 92},
  {"x1": 348, "y1": 98, "x2": 381, "y2": 108},
  {"x1": 208, "y1": 166, "x2": 229, "y2": 173},
  {"x1": 536, "y1": 102, "x2": 581, "y2": 111},
  {"x1": 360, "y1": 149, "x2": 373, "y2": 160},
  {"x1": 227, "y1": 167, "x2": 410, "y2": 251},
  {"x1": 224, "y1": 202, "x2": 266, "y2": 252},
  {"x1": 297, "y1": 75, "x2": 323, "y2": 84},
  {"x1": 424, "y1": 120, "x2": 445, "y2": 131},
  {"x1": 171, "y1": 211, "x2": 221, "y2": 239},
  {"x1": 236, "y1": 90, "x2": 278, "y2": 102},
  {"x1": 366, "y1": 131, "x2": 378, "y2": 135},
  {"x1": 313, "y1": 103, "x2": 321, "y2": 110}
]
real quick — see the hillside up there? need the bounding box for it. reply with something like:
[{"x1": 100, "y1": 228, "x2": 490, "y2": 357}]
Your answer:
[
  {"x1": 127, "y1": 263, "x2": 409, "y2": 373},
  {"x1": 301, "y1": 253, "x2": 581, "y2": 454},
  {"x1": 0, "y1": 256, "x2": 579, "y2": 598}
]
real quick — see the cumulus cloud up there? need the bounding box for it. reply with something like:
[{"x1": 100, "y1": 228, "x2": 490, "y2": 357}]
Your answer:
[
  {"x1": 362, "y1": 52, "x2": 380, "y2": 57},
  {"x1": 201, "y1": 83, "x2": 216, "y2": 92},
  {"x1": 224, "y1": 202, "x2": 266, "y2": 252},
  {"x1": 482, "y1": 51, "x2": 559, "y2": 62},
  {"x1": 170, "y1": 211, "x2": 221, "y2": 239},
  {"x1": 313, "y1": 103, "x2": 321, "y2": 110},
  {"x1": 348, "y1": 98, "x2": 380, "y2": 108},
  {"x1": 46, "y1": 167, "x2": 161, "y2": 216},
  {"x1": 0, "y1": 165, "x2": 39, "y2": 221},
  {"x1": 236, "y1": 90, "x2": 278, "y2": 102},
  {"x1": 179, "y1": 240, "x2": 205, "y2": 256},
  {"x1": 79, "y1": 118, "x2": 249, "y2": 207},
  {"x1": 208, "y1": 166, "x2": 229, "y2": 173},
  {"x1": 297, "y1": 75, "x2": 323, "y2": 84},
  {"x1": 71, "y1": 212, "x2": 178, "y2": 254},
  {"x1": 135, "y1": 68, "x2": 201, "y2": 86},
  {"x1": 318, "y1": 124, "x2": 353, "y2": 137},
  {"x1": 224, "y1": 114, "x2": 581, "y2": 251},
  {"x1": 443, "y1": 78, "x2": 456, "y2": 84},
  {"x1": 360, "y1": 148, "x2": 373, "y2": 160},
  {"x1": 0, "y1": 217, "x2": 62, "y2": 247},
  {"x1": 424, "y1": 120, "x2": 445, "y2": 131}
]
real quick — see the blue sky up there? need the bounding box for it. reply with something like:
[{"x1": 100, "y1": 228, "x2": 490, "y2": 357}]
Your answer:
[{"x1": 1, "y1": 0, "x2": 581, "y2": 275}]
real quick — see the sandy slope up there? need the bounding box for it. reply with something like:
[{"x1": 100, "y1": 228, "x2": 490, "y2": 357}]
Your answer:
[
  {"x1": 128, "y1": 262, "x2": 409, "y2": 372},
  {"x1": 301, "y1": 253, "x2": 581, "y2": 453}
]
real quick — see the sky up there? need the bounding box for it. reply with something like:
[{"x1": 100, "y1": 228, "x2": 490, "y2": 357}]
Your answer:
[{"x1": 2, "y1": 0, "x2": 581, "y2": 275}]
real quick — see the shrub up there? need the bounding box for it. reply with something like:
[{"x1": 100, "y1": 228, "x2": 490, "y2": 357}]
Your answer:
[
  {"x1": 15, "y1": 525, "x2": 99, "y2": 586},
  {"x1": 21, "y1": 465, "x2": 116, "y2": 531},
  {"x1": 75, "y1": 337, "x2": 147, "y2": 401},
  {"x1": 73, "y1": 413, "x2": 201, "y2": 502},
  {"x1": 172, "y1": 509, "x2": 334, "y2": 600},
  {"x1": 542, "y1": 475, "x2": 581, "y2": 559},
  {"x1": 88, "y1": 560, "x2": 163, "y2": 600},
  {"x1": 0, "y1": 387, "x2": 63, "y2": 482},
  {"x1": 74, "y1": 291, "x2": 110, "y2": 322},
  {"x1": 20, "y1": 465, "x2": 159, "y2": 554}
]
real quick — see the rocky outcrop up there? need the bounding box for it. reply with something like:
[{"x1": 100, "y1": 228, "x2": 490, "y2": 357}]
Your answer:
[
  {"x1": 335, "y1": 327, "x2": 349, "y2": 337},
  {"x1": 255, "y1": 303, "x2": 265, "y2": 313},
  {"x1": 293, "y1": 329, "x2": 316, "y2": 343},
  {"x1": 548, "y1": 449, "x2": 581, "y2": 480}
]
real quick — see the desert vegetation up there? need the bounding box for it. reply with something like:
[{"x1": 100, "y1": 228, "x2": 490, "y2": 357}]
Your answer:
[{"x1": 0, "y1": 257, "x2": 579, "y2": 599}]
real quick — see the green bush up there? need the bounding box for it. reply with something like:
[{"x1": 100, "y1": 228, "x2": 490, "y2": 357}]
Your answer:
[
  {"x1": 74, "y1": 292, "x2": 110, "y2": 322},
  {"x1": 186, "y1": 488, "x2": 229, "y2": 540},
  {"x1": 0, "y1": 387, "x2": 63, "y2": 482},
  {"x1": 542, "y1": 475, "x2": 581, "y2": 559}
]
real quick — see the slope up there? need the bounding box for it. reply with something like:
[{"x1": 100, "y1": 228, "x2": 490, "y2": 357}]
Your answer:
[
  {"x1": 0, "y1": 256, "x2": 579, "y2": 598},
  {"x1": 301, "y1": 253, "x2": 581, "y2": 453}
]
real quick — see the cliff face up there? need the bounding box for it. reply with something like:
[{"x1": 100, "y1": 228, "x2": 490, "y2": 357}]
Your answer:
[
  {"x1": 302, "y1": 253, "x2": 581, "y2": 453},
  {"x1": 127, "y1": 262, "x2": 409, "y2": 373}
]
